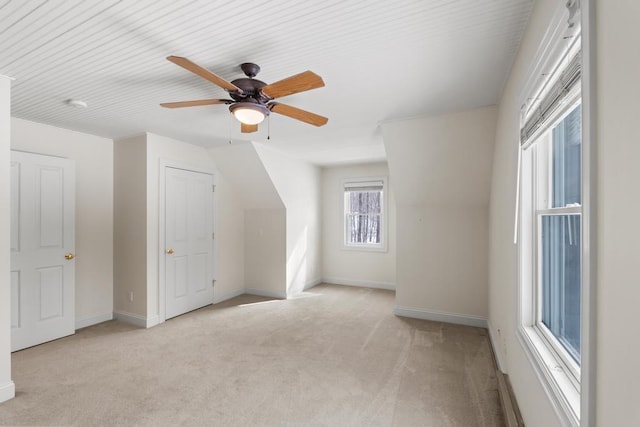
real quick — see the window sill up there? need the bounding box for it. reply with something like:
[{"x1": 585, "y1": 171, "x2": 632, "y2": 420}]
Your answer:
[
  {"x1": 517, "y1": 325, "x2": 580, "y2": 426},
  {"x1": 341, "y1": 244, "x2": 388, "y2": 253}
]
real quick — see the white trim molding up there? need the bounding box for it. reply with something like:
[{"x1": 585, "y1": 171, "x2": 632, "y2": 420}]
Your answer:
[
  {"x1": 517, "y1": 326, "x2": 580, "y2": 426},
  {"x1": 322, "y1": 277, "x2": 395, "y2": 291},
  {"x1": 580, "y1": 1, "x2": 597, "y2": 426},
  {"x1": 146, "y1": 315, "x2": 160, "y2": 328},
  {"x1": 394, "y1": 306, "x2": 488, "y2": 329},
  {"x1": 245, "y1": 288, "x2": 287, "y2": 299},
  {"x1": 0, "y1": 381, "x2": 15, "y2": 403},
  {"x1": 213, "y1": 288, "x2": 245, "y2": 304},
  {"x1": 75, "y1": 312, "x2": 113, "y2": 330},
  {"x1": 114, "y1": 310, "x2": 154, "y2": 328},
  {"x1": 303, "y1": 278, "x2": 323, "y2": 291},
  {"x1": 286, "y1": 279, "x2": 324, "y2": 298}
]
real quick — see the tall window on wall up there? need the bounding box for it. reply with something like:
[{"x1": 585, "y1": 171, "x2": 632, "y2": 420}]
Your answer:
[
  {"x1": 343, "y1": 178, "x2": 387, "y2": 251},
  {"x1": 518, "y1": 5, "x2": 584, "y2": 424}
]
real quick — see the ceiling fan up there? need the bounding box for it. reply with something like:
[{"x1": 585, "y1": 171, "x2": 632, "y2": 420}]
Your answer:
[{"x1": 161, "y1": 56, "x2": 328, "y2": 133}]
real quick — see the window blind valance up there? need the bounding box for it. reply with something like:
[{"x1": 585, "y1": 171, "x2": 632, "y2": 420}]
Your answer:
[
  {"x1": 343, "y1": 180, "x2": 384, "y2": 192},
  {"x1": 520, "y1": 51, "x2": 582, "y2": 146}
]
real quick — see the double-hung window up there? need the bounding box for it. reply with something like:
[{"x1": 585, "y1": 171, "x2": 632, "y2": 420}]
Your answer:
[
  {"x1": 539, "y1": 104, "x2": 582, "y2": 367},
  {"x1": 525, "y1": 100, "x2": 582, "y2": 371},
  {"x1": 343, "y1": 178, "x2": 386, "y2": 251},
  {"x1": 518, "y1": 9, "x2": 585, "y2": 424}
]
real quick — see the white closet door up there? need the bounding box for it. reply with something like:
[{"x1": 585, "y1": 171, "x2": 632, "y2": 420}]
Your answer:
[
  {"x1": 11, "y1": 151, "x2": 75, "y2": 351},
  {"x1": 165, "y1": 167, "x2": 214, "y2": 319}
]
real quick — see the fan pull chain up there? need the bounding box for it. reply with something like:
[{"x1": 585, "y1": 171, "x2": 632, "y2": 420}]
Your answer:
[
  {"x1": 228, "y1": 112, "x2": 233, "y2": 144},
  {"x1": 267, "y1": 114, "x2": 270, "y2": 141}
]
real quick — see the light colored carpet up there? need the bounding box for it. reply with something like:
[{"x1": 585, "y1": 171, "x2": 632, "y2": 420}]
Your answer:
[{"x1": 0, "y1": 284, "x2": 504, "y2": 426}]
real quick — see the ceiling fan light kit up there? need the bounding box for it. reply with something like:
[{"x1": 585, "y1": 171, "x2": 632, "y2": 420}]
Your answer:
[
  {"x1": 229, "y1": 101, "x2": 269, "y2": 125},
  {"x1": 162, "y1": 56, "x2": 327, "y2": 134}
]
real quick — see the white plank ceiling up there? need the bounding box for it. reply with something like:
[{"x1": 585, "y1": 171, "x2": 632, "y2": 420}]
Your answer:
[{"x1": 0, "y1": 0, "x2": 533, "y2": 165}]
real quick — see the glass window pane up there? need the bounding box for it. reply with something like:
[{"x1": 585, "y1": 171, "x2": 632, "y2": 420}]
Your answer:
[
  {"x1": 347, "y1": 191, "x2": 381, "y2": 214},
  {"x1": 345, "y1": 188, "x2": 383, "y2": 246},
  {"x1": 347, "y1": 214, "x2": 381, "y2": 244},
  {"x1": 541, "y1": 214, "x2": 581, "y2": 363},
  {"x1": 552, "y1": 105, "x2": 582, "y2": 207}
]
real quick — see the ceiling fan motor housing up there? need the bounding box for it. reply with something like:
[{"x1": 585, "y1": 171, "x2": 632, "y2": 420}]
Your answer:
[{"x1": 229, "y1": 77, "x2": 269, "y2": 103}]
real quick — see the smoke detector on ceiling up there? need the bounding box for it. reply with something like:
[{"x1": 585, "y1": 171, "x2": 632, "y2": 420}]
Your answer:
[{"x1": 65, "y1": 99, "x2": 88, "y2": 108}]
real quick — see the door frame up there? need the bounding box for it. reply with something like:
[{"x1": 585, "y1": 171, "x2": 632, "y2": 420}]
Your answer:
[{"x1": 158, "y1": 159, "x2": 217, "y2": 323}]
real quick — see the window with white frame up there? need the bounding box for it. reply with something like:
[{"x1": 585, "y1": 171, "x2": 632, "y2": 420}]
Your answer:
[
  {"x1": 522, "y1": 99, "x2": 582, "y2": 368},
  {"x1": 343, "y1": 178, "x2": 386, "y2": 250},
  {"x1": 517, "y1": 4, "x2": 584, "y2": 425}
]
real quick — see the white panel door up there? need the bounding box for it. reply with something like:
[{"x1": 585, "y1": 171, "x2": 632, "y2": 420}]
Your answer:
[
  {"x1": 165, "y1": 167, "x2": 214, "y2": 319},
  {"x1": 11, "y1": 151, "x2": 75, "y2": 351}
]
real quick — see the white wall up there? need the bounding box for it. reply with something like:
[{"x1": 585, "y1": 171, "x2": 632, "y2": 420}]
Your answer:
[
  {"x1": 254, "y1": 143, "x2": 322, "y2": 295},
  {"x1": 488, "y1": 1, "x2": 586, "y2": 425},
  {"x1": 0, "y1": 76, "x2": 15, "y2": 403},
  {"x1": 209, "y1": 142, "x2": 286, "y2": 298},
  {"x1": 113, "y1": 135, "x2": 147, "y2": 318},
  {"x1": 244, "y1": 209, "x2": 287, "y2": 297},
  {"x1": 208, "y1": 142, "x2": 283, "y2": 209},
  {"x1": 209, "y1": 171, "x2": 245, "y2": 303},
  {"x1": 321, "y1": 162, "x2": 396, "y2": 289},
  {"x1": 383, "y1": 106, "x2": 496, "y2": 323},
  {"x1": 396, "y1": 205, "x2": 489, "y2": 318},
  {"x1": 595, "y1": 1, "x2": 640, "y2": 424},
  {"x1": 11, "y1": 118, "x2": 114, "y2": 328}
]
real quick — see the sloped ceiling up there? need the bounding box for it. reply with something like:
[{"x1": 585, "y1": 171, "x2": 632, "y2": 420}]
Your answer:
[
  {"x1": 0, "y1": 0, "x2": 533, "y2": 165},
  {"x1": 208, "y1": 142, "x2": 284, "y2": 211}
]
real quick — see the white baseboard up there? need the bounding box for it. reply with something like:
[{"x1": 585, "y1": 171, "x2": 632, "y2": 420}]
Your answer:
[
  {"x1": 113, "y1": 310, "x2": 148, "y2": 328},
  {"x1": 146, "y1": 315, "x2": 160, "y2": 328},
  {"x1": 285, "y1": 279, "x2": 323, "y2": 298},
  {"x1": 213, "y1": 288, "x2": 244, "y2": 304},
  {"x1": 303, "y1": 278, "x2": 322, "y2": 291},
  {"x1": 488, "y1": 321, "x2": 505, "y2": 371},
  {"x1": 394, "y1": 305, "x2": 488, "y2": 329},
  {"x1": 245, "y1": 288, "x2": 287, "y2": 299},
  {"x1": 75, "y1": 312, "x2": 113, "y2": 330},
  {"x1": 322, "y1": 276, "x2": 395, "y2": 291},
  {"x1": 0, "y1": 380, "x2": 15, "y2": 403}
]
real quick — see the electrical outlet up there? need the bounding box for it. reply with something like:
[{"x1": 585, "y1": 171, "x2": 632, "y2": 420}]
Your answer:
[{"x1": 129, "y1": 291, "x2": 134, "y2": 302}]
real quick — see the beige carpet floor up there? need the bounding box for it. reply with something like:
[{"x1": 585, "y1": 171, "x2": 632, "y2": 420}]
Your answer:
[{"x1": 0, "y1": 284, "x2": 504, "y2": 426}]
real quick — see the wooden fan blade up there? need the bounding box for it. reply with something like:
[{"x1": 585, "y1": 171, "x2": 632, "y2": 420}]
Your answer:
[
  {"x1": 261, "y1": 71, "x2": 324, "y2": 99},
  {"x1": 167, "y1": 56, "x2": 242, "y2": 93},
  {"x1": 241, "y1": 123, "x2": 258, "y2": 133},
  {"x1": 270, "y1": 103, "x2": 328, "y2": 127},
  {"x1": 160, "y1": 99, "x2": 233, "y2": 108}
]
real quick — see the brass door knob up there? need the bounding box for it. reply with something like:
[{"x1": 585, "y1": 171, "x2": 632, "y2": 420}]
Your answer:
[
  {"x1": 65, "y1": 253, "x2": 75, "y2": 260},
  {"x1": 166, "y1": 248, "x2": 174, "y2": 255}
]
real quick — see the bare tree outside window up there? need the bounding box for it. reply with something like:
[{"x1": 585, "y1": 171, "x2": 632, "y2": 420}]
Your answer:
[
  {"x1": 346, "y1": 191, "x2": 381, "y2": 244},
  {"x1": 343, "y1": 179, "x2": 385, "y2": 248}
]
